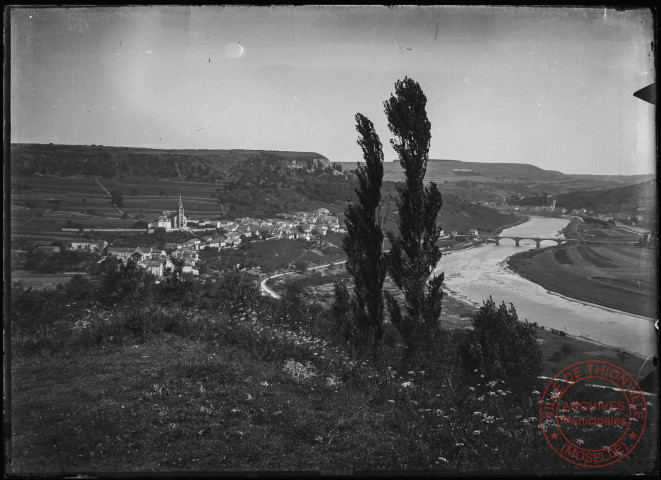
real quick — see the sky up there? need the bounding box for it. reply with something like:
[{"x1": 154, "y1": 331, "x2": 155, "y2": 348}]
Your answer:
[{"x1": 10, "y1": 6, "x2": 656, "y2": 175}]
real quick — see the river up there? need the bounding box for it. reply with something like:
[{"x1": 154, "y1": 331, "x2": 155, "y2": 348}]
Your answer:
[{"x1": 436, "y1": 216, "x2": 656, "y2": 358}]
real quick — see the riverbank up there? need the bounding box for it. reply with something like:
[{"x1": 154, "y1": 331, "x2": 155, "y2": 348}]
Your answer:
[{"x1": 507, "y1": 244, "x2": 656, "y2": 319}]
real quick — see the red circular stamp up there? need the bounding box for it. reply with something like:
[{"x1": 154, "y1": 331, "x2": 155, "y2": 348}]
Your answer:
[{"x1": 539, "y1": 360, "x2": 647, "y2": 468}]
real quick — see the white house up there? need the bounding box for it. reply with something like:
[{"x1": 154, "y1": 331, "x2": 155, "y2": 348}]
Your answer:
[
  {"x1": 182, "y1": 261, "x2": 199, "y2": 276},
  {"x1": 69, "y1": 241, "x2": 106, "y2": 252},
  {"x1": 139, "y1": 259, "x2": 163, "y2": 277},
  {"x1": 107, "y1": 247, "x2": 137, "y2": 262},
  {"x1": 181, "y1": 239, "x2": 201, "y2": 251}
]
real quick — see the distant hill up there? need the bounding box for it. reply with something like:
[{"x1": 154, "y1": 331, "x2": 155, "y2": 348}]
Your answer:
[
  {"x1": 383, "y1": 159, "x2": 567, "y2": 183},
  {"x1": 384, "y1": 159, "x2": 653, "y2": 185},
  {"x1": 379, "y1": 159, "x2": 654, "y2": 203},
  {"x1": 10, "y1": 143, "x2": 329, "y2": 181}
]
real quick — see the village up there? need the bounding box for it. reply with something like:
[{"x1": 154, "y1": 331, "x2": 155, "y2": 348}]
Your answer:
[{"x1": 17, "y1": 197, "x2": 348, "y2": 281}]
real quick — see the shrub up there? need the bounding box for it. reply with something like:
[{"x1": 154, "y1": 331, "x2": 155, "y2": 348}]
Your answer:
[
  {"x1": 293, "y1": 260, "x2": 307, "y2": 272},
  {"x1": 560, "y1": 342, "x2": 575, "y2": 359},
  {"x1": 458, "y1": 297, "x2": 542, "y2": 391},
  {"x1": 63, "y1": 274, "x2": 95, "y2": 301}
]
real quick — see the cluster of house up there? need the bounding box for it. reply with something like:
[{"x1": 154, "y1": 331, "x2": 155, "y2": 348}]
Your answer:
[
  {"x1": 495, "y1": 204, "x2": 568, "y2": 214},
  {"x1": 487, "y1": 198, "x2": 568, "y2": 215},
  {"x1": 105, "y1": 245, "x2": 200, "y2": 277},
  {"x1": 147, "y1": 198, "x2": 346, "y2": 241},
  {"x1": 592, "y1": 208, "x2": 651, "y2": 226},
  {"x1": 492, "y1": 202, "x2": 650, "y2": 227},
  {"x1": 58, "y1": 207, "x2": 347, "y2": 278},
  {"x1": 62, "y1": 240, "x2": 199, "y2": 277},
  {"x1": 222, "y1": 208, "x2": 345, "y2": 241}
]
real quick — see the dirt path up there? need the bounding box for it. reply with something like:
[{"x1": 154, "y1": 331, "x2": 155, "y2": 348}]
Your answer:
[{"x1": 95, "y1": 177, "x2": 126, "y2": 216}]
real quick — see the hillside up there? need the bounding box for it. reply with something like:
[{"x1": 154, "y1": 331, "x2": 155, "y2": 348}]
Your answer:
[
  {"x1": 380, "y1": 159, "x2": 655, "y2": 203},
  {"x1": 556, "y1": 179, "x2": 657, "y2": 218},
  {"x1": 384, "y1": 159, "x2": 566, "y2": 184},
  {"x1": 10, "y1": 143, "x2": 329, "y2": 181}
]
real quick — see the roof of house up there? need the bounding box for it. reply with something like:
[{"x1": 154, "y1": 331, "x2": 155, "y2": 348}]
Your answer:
[
  {"x1": 140, "y1": 260, "x2": 163, "y2": 267},
  {"x1": 108, "y1": 247, "x2": 137, "y2": 253}
]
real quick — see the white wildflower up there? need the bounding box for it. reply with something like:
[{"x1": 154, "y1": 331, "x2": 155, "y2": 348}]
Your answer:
[{"x1": 282, "y1": 359, "x2": 317, "y2": 383}]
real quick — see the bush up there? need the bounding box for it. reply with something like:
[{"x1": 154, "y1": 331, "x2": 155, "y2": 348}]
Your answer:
[
  {"x1": 293, "y1": 260, "x2": 307, "y2": 272},
  {"x1": 110, "y1": 189, "x2": 124, "y2": 208},
  {"x1": 458, "y1": 297, "x2": 542, "y2": 391},
  {"x1": 64, "y1": 274, "x2": 95, "y2": 301}
]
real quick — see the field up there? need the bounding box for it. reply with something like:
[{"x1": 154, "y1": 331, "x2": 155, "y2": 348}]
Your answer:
[
  {"x1": 11, "y1": 175, "x2": 225, "y2": 233},
  {"x1": 10, "y1": 271, "x2": 90, "y2": 290},
  {"x1": 508, "y1": 230, "x2": 657, "y2": 318}
]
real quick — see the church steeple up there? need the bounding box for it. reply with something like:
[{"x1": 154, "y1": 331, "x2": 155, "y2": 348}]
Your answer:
[{"x1": 176, "y1": 192, "x2": 186, "y2": 228}]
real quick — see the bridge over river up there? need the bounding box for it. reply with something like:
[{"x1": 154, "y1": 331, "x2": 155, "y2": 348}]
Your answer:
[
  {"x1": 454, "y1": 234, "x2": 642, "y2": 248},
  {"x1": 453, "y1": 235, "x2": 576, "y2": 248}
]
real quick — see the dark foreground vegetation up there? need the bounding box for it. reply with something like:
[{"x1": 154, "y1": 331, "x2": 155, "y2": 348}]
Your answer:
[{"x1": 9, "y1": 261, "x2": 657, "y2": 473}]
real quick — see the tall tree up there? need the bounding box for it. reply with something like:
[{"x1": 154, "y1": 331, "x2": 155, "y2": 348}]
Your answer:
[
  {"x1": 383, "y1": 77, "x2": 445, "y2": 358},
  {"x1": 342, "y1": 113, "x2": 386, "y2": 351}
]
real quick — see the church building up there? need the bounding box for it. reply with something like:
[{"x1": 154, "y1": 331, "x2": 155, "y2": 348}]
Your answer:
[{"x1": 155, "y1": 194, "x2": 187, "y2": 230}]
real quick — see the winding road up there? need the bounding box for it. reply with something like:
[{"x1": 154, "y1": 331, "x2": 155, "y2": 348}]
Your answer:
[{"x1": 260, "y1": 260, "x2": 348, "y2": 299}]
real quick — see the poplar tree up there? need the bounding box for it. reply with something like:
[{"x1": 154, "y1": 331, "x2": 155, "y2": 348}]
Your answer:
[
  {"x1": 342, "y1": 113, "x2": 386, "y2": 351},
  {"x1": 383, "y1": 77, "x2": 445, "y2": 358}
]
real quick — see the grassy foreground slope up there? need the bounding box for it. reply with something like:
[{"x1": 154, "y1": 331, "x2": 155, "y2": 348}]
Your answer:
[
  {"x1": 10, "y1": 261, "x2": 657, "y2": 474},
  {"x1": 10, "y1": 306, "x2": 656, "y2": 474}
]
